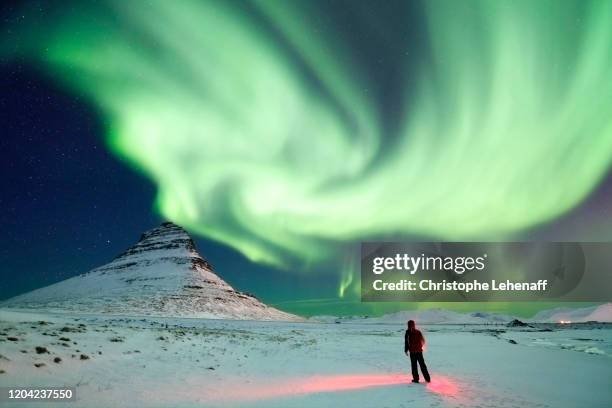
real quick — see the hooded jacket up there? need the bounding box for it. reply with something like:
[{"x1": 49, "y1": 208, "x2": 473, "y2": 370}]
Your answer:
[{"x1": 404, "y1": 320, "x2": 425, "y2": 353}]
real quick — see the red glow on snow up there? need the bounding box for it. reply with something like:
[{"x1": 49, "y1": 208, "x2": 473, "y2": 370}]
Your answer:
[
  {"x1": 222, "y1": 373, "x2": 411, "y2": 401},
  {"x1": 426, "y1": 375, "x2": 459, "y2": 397},
  {"x1": 194, "y1": 373, "x2": 461, "y2": 403},
  {"x1": 147, "y1": 373, "x2": 465, "y2": 406},
  {"x1": 297, "y1": 373, "x2": 409, "y2": 393}
]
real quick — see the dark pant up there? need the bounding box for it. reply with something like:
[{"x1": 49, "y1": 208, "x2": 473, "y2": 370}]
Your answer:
[{"x1": 409, "y1": 352, "x2": 430, "y2": 382}]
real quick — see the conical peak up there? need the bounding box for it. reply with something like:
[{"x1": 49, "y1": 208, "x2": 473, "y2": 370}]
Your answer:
[
  {"x1": 141, "y1": 222, "x2": 189, "y2": 239},
  {"x1": 115, "y1": 222, "x2": 198, "y2": 261},
  {"x1": 2, "y1": 222, "x2": 299, "y2": 321}
]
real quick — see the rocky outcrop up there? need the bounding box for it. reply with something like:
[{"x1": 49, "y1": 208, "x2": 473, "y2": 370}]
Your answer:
[{"x1": 507, "y1": 319, "x2": 529, "y2": 327}]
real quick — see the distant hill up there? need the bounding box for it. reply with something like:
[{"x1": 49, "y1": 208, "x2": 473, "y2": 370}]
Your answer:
[
  {"x1": 311, "y1": 309, "x2": 516, "y2": 324},
  {"x1": 311, "y1": 303, "x2": 612, "y2": 324},
  {"x1": 530, "y1": 303, "x2": 612, "y2": 323}
]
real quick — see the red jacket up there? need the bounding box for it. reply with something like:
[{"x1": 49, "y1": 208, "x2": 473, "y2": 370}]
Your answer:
[{"x1": 405, "y1": 328, "x2": 425, "y2": 353}]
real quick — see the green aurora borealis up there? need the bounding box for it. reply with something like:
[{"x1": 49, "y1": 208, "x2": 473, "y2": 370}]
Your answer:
[{"x1": 4, "y1": 0, "x2": 612, "y2": 315}]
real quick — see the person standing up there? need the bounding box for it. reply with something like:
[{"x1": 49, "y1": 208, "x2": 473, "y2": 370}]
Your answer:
[{"x1": 404, "y1": 319, "x2": 431, "y2": 383}]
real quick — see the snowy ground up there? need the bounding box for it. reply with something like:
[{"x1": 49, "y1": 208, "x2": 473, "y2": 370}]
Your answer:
[{"x1": 1, "y1": 310, "x2": 611, "y2": 408}]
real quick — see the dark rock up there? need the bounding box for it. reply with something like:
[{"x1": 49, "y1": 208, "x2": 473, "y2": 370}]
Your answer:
[
  {"x1": 507, "y1": 319, "x2": 529, "y2": 327},
  {"x1": 6, "y1": 337, "x2": 18, "y2": 342},
  {"x1": 34, "y1": 363, "x2": 46, "y2": 368},
  {"x1": 53, "y1": 357, "x2": 62, "y2": 364},
  {"x1": 60, "y1": 327, "x2": 76, "y2": 333},
  {"x1": 80, "y1": 354, "x2": 89, "y2": 360},
  {"x1": 508, "y1": 339, "x2": 518, "y2": 344},
  {"x1": 35, "y1": 346, "x2": 49, "y2": 354},
  {"x1": 184, "y1": 285, "x2": 204, "y2": 290}
]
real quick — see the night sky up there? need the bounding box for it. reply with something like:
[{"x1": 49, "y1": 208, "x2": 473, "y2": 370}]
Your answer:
[
  {"x1": 1, "y1": 0, "x2": 611, "y2": 317},
  {"x1": 0, "y1": 63, "x2": 329, "y2": 311}
]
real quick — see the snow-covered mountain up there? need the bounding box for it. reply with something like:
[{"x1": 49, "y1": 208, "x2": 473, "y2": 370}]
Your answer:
[
  {"x1": 2, "y1": 222, "x2": 299, "y2": 321},
  {"x1": 529, "y1": 303, "x2": 612, "y2": 323},
  {"x1": 311, "y1": 304, "x2": 612, "y2": 324}
]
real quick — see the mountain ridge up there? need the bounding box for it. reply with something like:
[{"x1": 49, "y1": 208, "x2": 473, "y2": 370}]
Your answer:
[{"x1": 310, "y1": 303, "x2": 612, "y2": 324}]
